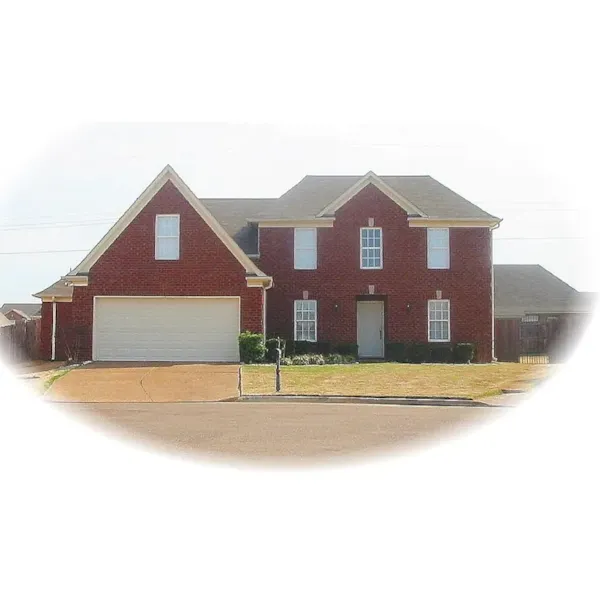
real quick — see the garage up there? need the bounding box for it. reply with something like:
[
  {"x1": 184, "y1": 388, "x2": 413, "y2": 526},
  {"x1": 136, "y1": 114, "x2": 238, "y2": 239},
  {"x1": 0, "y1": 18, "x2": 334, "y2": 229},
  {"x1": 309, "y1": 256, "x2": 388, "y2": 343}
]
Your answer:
[{"x1": 93, "y1": 296, "x2": 240, "y2": 362}]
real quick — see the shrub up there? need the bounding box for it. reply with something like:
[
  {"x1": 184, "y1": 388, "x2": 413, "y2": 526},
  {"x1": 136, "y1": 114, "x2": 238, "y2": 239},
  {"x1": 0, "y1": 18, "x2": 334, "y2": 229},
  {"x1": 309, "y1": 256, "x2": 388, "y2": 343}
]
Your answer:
[
  {"x1": 238, "y1": 331, "x2": 266, "y2": 364},
  {"x1": 429, "y1": 344, "x2": 454, "y2": 363},
  {"x1": 308, "y1": 354, "x2": 325, "y2": 365},
  {"x1": 406, "y1": 342, "x2": 430, "y2": 363},
  {"x1": 454, "y1": 342, "x2": 475, "y2": 364},
  {"x1": 281, "y1": 357, "x2": 293, "y2": 366},
  {"x1": 332, "y1": 342, "x2": 359, "y2": 357},
  {"x1": 342, "y1": 354, "x2": 356, "y2": 363},
  {"x1": 325, "y1": 353, "x2": 344, "y2": 364},
  {"x1": 265, "y1": 338, "x2": 286, "y2": 362},
  {"x1": 386, "y1": 342, "x2": 407, "y2": 362},
  {"x1": 291, "y1": 354, "x2": 312, "y2": 365}
]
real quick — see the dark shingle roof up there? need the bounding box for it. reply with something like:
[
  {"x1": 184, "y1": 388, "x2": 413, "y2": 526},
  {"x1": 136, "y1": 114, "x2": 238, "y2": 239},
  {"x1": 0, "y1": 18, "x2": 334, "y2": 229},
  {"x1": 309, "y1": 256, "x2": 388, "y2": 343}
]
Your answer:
[
  {"x1": 32, "y1": 280, "x2": 73, "y2": 300},
  {"x1": 269, "y1": 175, "x2": 498, "y2": 220},
  {"x1": 494, "y1": 265, "x2": 594, "y2": 317},
  {"x1": 203, "y1": 198, "x2": 279, "y2": 255},
  {"x1": 202, "y1": 175, "x2": 498, "y2": 254},
  {"x1": 0, "y1": 302, "x2": 41, "y2": 317}
]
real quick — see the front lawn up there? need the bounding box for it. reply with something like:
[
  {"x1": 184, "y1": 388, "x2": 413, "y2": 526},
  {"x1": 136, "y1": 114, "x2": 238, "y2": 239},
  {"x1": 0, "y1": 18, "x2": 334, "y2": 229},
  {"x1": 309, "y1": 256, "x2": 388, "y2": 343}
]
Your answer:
[{"x1": 241, "y1": 362, "x2": 553, "y2": 399}]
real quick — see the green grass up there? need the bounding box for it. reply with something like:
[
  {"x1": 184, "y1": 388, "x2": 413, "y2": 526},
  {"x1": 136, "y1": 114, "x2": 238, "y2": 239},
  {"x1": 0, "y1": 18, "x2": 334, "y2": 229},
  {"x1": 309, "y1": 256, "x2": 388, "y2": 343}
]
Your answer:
[
  {"x1": 43, "y1": 368, "x2": 72, "y2": 392},
  {"x1": 242, "y1": 362, "x2": 553, "y2": 399}
]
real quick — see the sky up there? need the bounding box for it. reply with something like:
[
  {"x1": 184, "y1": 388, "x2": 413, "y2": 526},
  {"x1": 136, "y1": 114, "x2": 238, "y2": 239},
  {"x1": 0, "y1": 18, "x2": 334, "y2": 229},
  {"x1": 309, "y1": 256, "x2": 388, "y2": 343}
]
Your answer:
[{"x1": 0, "y1": 121, "x2": 594, "y2": 303}]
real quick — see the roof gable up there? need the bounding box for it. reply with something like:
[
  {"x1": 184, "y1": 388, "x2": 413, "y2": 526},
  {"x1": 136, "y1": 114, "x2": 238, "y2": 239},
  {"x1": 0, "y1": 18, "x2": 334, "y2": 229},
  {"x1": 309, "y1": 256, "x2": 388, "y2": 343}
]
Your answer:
[
  {"x1": 0, "y1": 303, "x2": 41, "y2": 317},
  {"x1": 69, "y1": 165, "x2": 267, "y2": 277},
  {"x1": 316, "y1": 171, "x2": 425, "y2": 217}
]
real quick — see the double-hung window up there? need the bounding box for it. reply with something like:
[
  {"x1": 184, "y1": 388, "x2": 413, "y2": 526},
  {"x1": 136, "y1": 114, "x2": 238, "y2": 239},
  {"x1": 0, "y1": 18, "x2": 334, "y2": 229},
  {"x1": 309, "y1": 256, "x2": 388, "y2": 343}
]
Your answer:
[
  {"x1": 427, "y1": 228, "x2": 449, "y2": 269},
  {"x1": 294, "y1": 300, "x2": 317, "y2": 341},
  {"x1": 428, "y1": 300, "x2": 450, "y2": 342},
  {"x1": 155, "y1": 215, "x2": 180, "y2": 260},
  {"x1": 360, "y1": 227, "x2": 382, "y2": 269},
  {"x1": 294, "y1": 228, "x2": 317, "y2": 269}
]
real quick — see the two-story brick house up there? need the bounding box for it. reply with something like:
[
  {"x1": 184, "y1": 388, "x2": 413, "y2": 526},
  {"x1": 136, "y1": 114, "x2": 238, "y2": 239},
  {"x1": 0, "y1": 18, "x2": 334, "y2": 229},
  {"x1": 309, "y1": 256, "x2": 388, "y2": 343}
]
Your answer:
[{"x1": 34, "y1": 165, "x2": 501, "y2": 362}]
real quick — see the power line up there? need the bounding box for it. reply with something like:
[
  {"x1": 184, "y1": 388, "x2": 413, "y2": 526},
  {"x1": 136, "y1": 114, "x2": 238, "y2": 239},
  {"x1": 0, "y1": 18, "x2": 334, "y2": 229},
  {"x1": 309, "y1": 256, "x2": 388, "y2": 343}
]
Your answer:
[
  {"x1": 495, "y1": 236, "x2": 586, "y2": 241},
  {"x1": 0, "y1": 219, "x2": 116, "y2": 231},
  {"x1": 0, "y1": 249, "x2": 90, "y2": 255}
]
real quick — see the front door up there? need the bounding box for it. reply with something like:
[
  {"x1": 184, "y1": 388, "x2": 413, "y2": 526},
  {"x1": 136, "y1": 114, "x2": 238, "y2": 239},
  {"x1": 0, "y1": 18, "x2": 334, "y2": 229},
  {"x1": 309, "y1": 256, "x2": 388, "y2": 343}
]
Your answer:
[{"x1": 357, "y1": 301, "x2": 385, "y2": 358}]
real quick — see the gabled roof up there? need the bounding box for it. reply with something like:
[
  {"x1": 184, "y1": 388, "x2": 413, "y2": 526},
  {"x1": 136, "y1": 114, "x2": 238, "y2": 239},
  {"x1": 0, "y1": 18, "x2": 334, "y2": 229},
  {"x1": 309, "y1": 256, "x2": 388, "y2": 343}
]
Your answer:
[
  {"x1": 0, "y1": 312, "x2": 13, "y2": 327},
  {"x1": 32, "y1": 280, "x2": 74, "y2": 300},
  {"x1": 494, "y1": 264, "x2": 595, "y2": 317},
  {"x1": 69, "y1": 165, "x2": 268, "y2": 278},
  {"x1": 203, "y1": 173, "x2": 499, "y2": 255},
  {"x1": 0, "y1": 302, "x2": 41, "y2": 317}
]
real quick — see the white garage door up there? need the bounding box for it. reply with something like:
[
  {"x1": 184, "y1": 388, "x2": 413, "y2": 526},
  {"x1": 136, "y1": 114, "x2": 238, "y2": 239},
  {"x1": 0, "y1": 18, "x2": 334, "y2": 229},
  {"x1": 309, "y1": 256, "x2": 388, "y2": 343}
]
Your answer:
[{"x1": 93, "y1": 297, "x2": 240, "y2": 362}]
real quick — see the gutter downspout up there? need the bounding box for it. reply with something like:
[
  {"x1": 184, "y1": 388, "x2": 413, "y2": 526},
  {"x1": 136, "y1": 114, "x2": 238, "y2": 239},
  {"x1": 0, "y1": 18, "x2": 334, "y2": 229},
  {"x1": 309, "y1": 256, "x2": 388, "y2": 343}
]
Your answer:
[
  {"x1": 51, "y1": 297, "x2": 57, "y2": 361},
  {"x1": 262, "y1": 278, "x2": 273, "y2": 340},
  {"x1": 490, "y1": 222, "x2": 500, "y2": 361}
]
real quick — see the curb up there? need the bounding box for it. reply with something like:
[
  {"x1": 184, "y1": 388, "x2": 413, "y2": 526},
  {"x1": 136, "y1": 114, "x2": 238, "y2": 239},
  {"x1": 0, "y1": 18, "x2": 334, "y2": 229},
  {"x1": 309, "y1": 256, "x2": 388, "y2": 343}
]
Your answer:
[{"x1": 239, "y1": 394, "x2": 492, "y2": 407}]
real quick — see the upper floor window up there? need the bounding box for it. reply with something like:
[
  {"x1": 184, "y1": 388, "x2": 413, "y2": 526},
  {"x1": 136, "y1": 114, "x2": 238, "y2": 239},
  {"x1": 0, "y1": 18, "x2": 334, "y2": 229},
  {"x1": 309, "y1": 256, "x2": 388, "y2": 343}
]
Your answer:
[
  {"x1": 294, "y1": 227, "x2": 317, "y2": 270},
  {"x1": 294, "y1": 299, "x2": 317, "y2": 341},
  {"x1": 428, "y1": 299, "x2": 450, "y2": 342},
  {"x1": 155, "y1": 214, "x2": 180, "y2": 260},
  {"x1": 427, "y1": 228, "x2": 449, "y2": 269},
  {"x1": 360, "y1": 227, "x2": 382, "y2": 269}
]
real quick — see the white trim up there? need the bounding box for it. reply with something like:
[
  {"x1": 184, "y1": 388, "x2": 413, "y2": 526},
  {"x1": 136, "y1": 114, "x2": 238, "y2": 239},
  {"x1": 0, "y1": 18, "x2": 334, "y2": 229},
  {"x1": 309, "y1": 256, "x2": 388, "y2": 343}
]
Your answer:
[
  {"x1": 154, "y1": 214, "x2": 180, "y2": 260},
  {"x1": 317, "y1": 171, "x2": 425, "y2": 217},
  {"x1": 92, "y1": 295, "x2": 242, "y2": 362},
  {"x1": 293, "y1": 299, "x2": 317, "y2": 342},
  {"x1": 428, "y1": 299, "x2": 451, "y2": 343},
  {"x1": 64, "y1": 275, "x2": 88, "y2": 286},
  {"x1": 70, "y1": 165, "x2": 267, "y2": 278},
  {"x1": 360, "y1": 227, "x2": 383, "y2": 270},
  {"x1": 246, "y1": 276, "x2": 273, "y2": 288},
  {"x1": 490, "y1": 230, "x2": 495, "y2": 360},
  {"x1": 409, "y1": 217, "x2": 501, "y2": 228},
  {"x1": 254, "y1": 218, "x2": 335, "y2": 228},
  {"x1": 262, "y1": 287, "x2": 267, "y2": 340},
  {"x1": 294, "y1": 227, "x2": 317, "y2": 270},
  {"x1": 39, "y1": 297, "x2": 72, "y2": 303},
  {"x1": 51, "y1": 300, "x2": 57, "y2": 361}
]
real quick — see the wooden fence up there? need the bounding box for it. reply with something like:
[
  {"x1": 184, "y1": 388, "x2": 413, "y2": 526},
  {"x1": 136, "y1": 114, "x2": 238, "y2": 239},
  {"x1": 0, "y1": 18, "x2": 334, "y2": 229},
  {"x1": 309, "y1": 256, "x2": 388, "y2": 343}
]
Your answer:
[{"x1": 0, "y1": 319, "x2": 41, "y2": 364}]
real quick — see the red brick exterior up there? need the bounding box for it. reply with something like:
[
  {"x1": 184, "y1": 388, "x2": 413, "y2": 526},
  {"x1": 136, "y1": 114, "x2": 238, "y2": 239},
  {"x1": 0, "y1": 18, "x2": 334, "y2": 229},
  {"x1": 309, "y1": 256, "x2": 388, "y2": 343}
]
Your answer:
[
  {"x1": 40, "y1": 180, "x2": 493, "y2": 362},
  {"x1": 41, "y1": 180, "x2": 263, "y2": 361},
  {"x1": 257, "y1": 184, "x2": 493, "y2": 361},
  {"x1": 40, "y1": 301, "x2": 73, "y2": 360}
]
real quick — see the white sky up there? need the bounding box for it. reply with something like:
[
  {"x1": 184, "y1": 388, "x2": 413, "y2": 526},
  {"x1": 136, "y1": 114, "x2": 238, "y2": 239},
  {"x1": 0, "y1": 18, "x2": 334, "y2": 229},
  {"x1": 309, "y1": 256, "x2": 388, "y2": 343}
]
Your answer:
[{"x1": 0, "y1": 122, "x2": 594, "y2": 303}]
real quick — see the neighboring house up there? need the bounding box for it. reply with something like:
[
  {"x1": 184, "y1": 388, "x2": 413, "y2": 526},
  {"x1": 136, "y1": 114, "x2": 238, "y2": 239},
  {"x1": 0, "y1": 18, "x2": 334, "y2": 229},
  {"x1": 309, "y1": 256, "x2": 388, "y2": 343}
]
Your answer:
[
  {"x1": 0, "y1": 303, "x2": 41, "y2": 320},
  {"x1": 34, "y1": 165, "x2": 501, "y2": 362},
  {"x1": 494, "y1": 264, "x2": 596, "y2": 362},
  {"x1": 0, "y1": 312, "x2": 13, "y2": 328}
]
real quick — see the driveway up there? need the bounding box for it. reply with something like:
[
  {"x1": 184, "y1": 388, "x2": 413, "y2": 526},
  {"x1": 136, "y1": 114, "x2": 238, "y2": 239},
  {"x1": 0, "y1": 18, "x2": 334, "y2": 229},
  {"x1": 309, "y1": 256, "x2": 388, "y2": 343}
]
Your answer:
[
  {"x1": 54, "y1": 401, "x2": 506, "y2": 463},
  {"x1": 48, "y1": 362, "x2": 240, "y2": 402}
]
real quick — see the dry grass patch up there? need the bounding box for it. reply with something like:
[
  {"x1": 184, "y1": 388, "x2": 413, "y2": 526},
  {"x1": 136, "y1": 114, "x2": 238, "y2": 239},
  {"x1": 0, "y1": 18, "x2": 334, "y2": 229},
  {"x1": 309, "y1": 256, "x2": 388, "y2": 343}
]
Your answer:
[{"x1": 242, "y1": 362, "x2": 553, "y2": 399}]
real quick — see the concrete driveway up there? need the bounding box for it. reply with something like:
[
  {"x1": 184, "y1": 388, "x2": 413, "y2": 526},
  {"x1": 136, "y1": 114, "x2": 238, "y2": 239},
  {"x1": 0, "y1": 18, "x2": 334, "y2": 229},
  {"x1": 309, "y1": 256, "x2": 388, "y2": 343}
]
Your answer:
[{"x1": 48, "y1": 362, "x2": 240, "y2": 402}]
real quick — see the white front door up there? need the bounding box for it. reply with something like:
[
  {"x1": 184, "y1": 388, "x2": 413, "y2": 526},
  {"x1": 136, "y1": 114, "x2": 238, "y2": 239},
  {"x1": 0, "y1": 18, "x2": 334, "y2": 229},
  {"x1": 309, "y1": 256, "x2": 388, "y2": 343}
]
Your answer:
[{"x1": 357, "y1": 301, "x2": 385, "y2": 358}]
